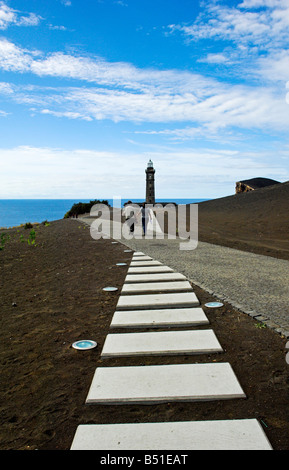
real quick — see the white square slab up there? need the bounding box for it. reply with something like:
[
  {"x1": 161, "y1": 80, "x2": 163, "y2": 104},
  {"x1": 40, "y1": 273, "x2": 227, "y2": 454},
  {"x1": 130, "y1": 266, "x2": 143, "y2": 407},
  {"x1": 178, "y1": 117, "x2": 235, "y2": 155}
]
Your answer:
[
  {"x1": 125, "y1": 273, "x2": 187, "y2": 283},
  {"x1": 130, "y1": 260, "x2": 162, "y2": 266},
  {"x1": 116, "y1": 292, "x2": 200, "y2": 310},
  {"x1": 128, "y1": 266, "x2": 174, "y2": 274},
  {"x1": 132, "y1": 252, "x2": 145, "y2": 256},
  {"x1": 110, "y1": 307, "x2": 209, "y2": 328},
  {"x1": 85, "y1": 362, "x2": 246, "y2": 404},
  {"x1": 132, "y1": 256, "x2": 152, "y2": 261},
  {"x1": 70, "y1": 419, "x2": 272, "y2": 450},
  {"x1": 121, "y1": 281, "x2": 193, "y2": 295},
  {"x1": 101, "y1": 329, "x2": 223, "y2": 357}
]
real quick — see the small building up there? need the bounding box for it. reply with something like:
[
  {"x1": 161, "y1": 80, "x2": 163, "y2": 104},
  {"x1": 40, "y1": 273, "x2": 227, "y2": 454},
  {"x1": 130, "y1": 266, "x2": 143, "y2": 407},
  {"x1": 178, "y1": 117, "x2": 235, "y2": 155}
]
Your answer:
[{"x1": 235, "y1": 177, "x2": 280, "y2": 194}]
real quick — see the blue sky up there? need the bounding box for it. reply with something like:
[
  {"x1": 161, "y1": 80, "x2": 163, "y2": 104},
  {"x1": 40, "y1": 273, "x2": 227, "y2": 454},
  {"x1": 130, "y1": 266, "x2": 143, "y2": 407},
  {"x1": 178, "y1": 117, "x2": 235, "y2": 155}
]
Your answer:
[{"x1": 0, "y1": 0, "x2": 288, "y2": 199}]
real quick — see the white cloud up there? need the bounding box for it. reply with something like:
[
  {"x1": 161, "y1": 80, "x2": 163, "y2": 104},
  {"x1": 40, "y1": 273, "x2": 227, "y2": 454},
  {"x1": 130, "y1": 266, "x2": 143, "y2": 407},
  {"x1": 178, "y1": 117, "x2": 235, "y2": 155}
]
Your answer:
[
  {"x1": 0, "y1": 1, "x2": 41, "y2": 29},
  {"x1": 40, "y1": 108, "x2": 93, "y2": 121},
  {"x1": 256, "y1": 49, "x2": 289, "y2": 82},
  {"x1": 238, "y1": 0, "x2": 288, "y2": 9},
  {"x1": 2, "y1": 78, "x2": 286, "y2": 133},
  {"x1": 17, "y1": 12, "x2": 41, "y2": 27},
  {"x1": 0, "y1": 145, "x2": 286, "y2": 199},
  {"x1": 36, "y1": 83, "x2": 289, "y2": 132},
  {"x1": 48, "y1": 24, "x2": 67, "y2": 31},
  {"x1": 167, "y1": 1, "x2": 289, "y2": 86},
  {"x1": 0, "y1": 38, "x2": 215, "y2": 95},
  {"x1": 0, "y1": 1, "x2": 14, "y2": 29},
  {"x1": 0, "y1": 38, "x2": 288, "y2": 135},
  {"x1": 0, "y1": 81, "x2": 13, "y2": 94},
  {"x1": 0, "y1": 38, "x2": 39, "y2": 71},
  {"x1": 168, "y1": 0, "x2": 289, "y2": 53},
  {"x1": 198, "y1": 53, "x2": 230, "y2": 64}
]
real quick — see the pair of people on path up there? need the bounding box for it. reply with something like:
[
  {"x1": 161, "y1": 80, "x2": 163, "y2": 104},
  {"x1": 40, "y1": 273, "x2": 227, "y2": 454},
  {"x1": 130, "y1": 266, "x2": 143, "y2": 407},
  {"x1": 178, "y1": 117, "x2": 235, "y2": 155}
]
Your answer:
[{"x1": 123, "y1": 202, "x2": 152, "y2": 235}]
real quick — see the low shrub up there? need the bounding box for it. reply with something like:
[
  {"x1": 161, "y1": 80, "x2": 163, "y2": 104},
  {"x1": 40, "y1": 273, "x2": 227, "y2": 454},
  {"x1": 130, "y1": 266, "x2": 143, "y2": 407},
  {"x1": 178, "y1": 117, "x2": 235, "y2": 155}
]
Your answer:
[{"x1": 64, "y1": 200, "x2": 110, "y2": 218}]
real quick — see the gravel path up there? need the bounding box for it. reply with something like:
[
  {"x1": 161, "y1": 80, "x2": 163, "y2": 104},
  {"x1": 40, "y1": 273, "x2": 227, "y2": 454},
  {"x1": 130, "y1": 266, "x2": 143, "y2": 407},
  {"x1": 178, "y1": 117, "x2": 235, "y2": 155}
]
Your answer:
[{"x1": 82, "y1": 216, "x2": 289, "y2": 337}]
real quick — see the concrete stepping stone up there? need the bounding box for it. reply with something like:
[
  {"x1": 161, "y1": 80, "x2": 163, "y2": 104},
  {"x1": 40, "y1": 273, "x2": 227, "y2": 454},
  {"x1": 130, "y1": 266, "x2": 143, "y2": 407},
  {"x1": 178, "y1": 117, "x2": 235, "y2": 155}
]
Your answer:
[
  {"x1": 128, "y1": 266, "x2": 174, "y2": 274},
  {"x1": 132, "y1": 255, "x2": 152, "y2": 261},
  {"x1": 130, "y1": 260, "x2": 162, "y2": 266},
  {"x1": 116, "y1": 292, "x2": 199, "y2": 310},
  {"x1": 101, "y1": 329, "x2": 223, "y2": 358},
  {"x1": 121, "y1": 281, "x2": 193, "y2": 295},
  {"x1": 70, "y1": 419, "x2": 272, "y2": 450},
  {"x1": 85, "y1": 362, "x2": 246, "y2": 404},
  {"x1": 110, "y1": 307, "x2": 209, "y2": 328},
  {"x1": 125, "y1": 272, "x2": 187, "y2": 283},
  {"x1": 132, "y1": 252, "x2": 145, "y2": 256}
]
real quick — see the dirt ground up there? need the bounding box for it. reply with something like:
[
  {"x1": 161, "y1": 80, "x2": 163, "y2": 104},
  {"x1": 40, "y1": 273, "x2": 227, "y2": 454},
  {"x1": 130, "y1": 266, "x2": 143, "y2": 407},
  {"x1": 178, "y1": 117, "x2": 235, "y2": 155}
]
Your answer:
[
  {"x1": 195, "y1": 181, "x2": 289, "y2": 261},
  {"x1": 0, "y1": 218, "x2": 289, "y2": 451}
]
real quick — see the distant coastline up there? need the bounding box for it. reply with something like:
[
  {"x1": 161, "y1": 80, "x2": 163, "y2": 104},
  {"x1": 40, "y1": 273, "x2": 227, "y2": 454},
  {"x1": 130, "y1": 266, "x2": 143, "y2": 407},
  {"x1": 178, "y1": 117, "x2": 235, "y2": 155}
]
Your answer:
[{"x1": 0, "y1": 198, "x2": 209, "y2": 229}]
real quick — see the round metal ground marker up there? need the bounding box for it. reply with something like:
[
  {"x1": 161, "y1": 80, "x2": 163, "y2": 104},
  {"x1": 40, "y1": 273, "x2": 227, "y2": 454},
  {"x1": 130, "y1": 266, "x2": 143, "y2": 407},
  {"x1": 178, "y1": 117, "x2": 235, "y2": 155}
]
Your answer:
[
  {"x1": 205, "y1": 302, "x2": 224, "y2": 308},
  {"x1": 103, "y1": 286, "x2": 118, "y2": 292},
  {"x1": 72, "y1": 340, "x2": 97, "y2": 350},
  {"x1": 116, "y1": 263, "x2": 127, "y2": 266}
]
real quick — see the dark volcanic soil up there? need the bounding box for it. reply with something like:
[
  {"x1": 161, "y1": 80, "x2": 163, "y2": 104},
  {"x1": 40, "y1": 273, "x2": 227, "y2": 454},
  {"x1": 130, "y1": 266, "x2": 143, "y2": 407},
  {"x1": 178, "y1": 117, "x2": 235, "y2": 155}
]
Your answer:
[
  {"x1": 193, "y1": 181, "x2": 289, "y2": 261},
  {"x1": 0, "y1": 218, "x2": 289, "y2": 450}
]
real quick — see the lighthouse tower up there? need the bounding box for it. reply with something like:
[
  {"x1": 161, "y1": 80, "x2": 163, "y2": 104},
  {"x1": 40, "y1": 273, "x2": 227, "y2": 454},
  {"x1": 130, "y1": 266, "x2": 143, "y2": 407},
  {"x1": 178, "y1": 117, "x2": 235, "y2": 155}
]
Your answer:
[{"x1": 145, "y1": 159, "x2": 155, "y2": 204}]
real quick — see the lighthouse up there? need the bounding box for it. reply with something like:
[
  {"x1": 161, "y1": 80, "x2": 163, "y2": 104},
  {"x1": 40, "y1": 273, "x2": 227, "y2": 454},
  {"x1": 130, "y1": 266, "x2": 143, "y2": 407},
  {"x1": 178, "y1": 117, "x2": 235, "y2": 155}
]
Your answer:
[{"x1": 145, "y1": 159, "x2": 155, "y2": 204}]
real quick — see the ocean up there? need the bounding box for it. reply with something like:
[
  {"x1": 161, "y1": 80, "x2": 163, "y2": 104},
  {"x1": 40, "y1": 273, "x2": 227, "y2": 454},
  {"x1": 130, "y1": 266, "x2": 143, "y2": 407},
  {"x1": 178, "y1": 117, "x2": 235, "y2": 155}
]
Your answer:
[{"x1": 0, "y1": 198, "x2": 208, "y2": 229}]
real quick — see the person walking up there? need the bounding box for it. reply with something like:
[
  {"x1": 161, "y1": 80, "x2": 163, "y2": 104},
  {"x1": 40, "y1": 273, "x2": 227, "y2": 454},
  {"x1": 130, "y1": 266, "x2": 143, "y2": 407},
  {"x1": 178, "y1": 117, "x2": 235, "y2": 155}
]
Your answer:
[
  {"x1": 122, "y1": 201, "x2": 135, "y2": 233},
  {"x1": 140, "y1": 204, "x2": 152, "y2": 235}
]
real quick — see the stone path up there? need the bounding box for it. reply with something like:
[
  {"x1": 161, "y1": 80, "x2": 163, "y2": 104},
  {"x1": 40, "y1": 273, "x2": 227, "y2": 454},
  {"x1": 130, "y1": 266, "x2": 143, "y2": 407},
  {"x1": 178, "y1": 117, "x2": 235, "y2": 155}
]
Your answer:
[
  {"x1": 116, "y1": 291, "x2": 200, "y2": 310},
  {"x1": 110, "y1": 307, "x2": 209, "y2": 328},
  {"x1": 100, "y1": 329, "x2": 223, "y2": 358},
  {"x1": 85, "y1": 362, "x2": 245, "y2": 404},
  {"x1": 71, "y1": 419, "x2": 272, "y2": 450},
  {"x1": 82, "y1": 214, "x2": 289, "y2": 336},
  {"x1": 70, "y1": 249, "x2": 273, "y2": 450},
  {"x1": 121, "y1": 238, "x2": 289, "y2": 337},
  {"x1": 125, "y1": 272, "x2": 187, "y2": 282},
  {"x1": 121, "y1": 280, "x2": 193, "y2": 294}
]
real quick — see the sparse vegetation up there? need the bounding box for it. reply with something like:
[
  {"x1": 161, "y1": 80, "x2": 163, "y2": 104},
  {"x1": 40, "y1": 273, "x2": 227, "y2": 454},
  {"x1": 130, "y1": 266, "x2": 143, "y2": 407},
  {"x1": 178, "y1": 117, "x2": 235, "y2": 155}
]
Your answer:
[
  {"x1": 255, "y1": 321, "x2": 267, "y2": 329},
  {"x1": 27, "y1": 229, "x2": 36, "y2": 246},
  {"x1": 0, "y1": 233, "x2": 9, "y2": 251}
]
